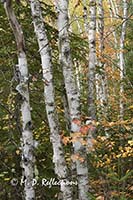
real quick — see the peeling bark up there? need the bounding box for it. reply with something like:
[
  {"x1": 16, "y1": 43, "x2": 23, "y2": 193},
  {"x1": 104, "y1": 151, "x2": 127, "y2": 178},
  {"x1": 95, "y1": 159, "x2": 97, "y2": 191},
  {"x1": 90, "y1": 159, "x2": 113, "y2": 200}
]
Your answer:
[
  {"x1": 54, "y1": 0, "x2": 89, "y2": 199},
  {"x1": 88, "y1": 0, "x2": 96, "y2": 120},
  {"x1": 96, "y1": 0, "x2": 108, "y2": 120},
  {"x1": 4, "y1": 0, "x2": 35, "y2": 199},
  {"x1": 30, "y1": 1, "x2": 72, "y2": 199}
]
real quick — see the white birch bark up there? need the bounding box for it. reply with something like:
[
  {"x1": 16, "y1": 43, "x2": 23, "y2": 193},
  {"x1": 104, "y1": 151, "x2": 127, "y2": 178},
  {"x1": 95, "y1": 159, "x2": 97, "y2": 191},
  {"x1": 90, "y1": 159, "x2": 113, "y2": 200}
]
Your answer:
[
  {"x1": 119, "y1": 0, "x2": 128, "y2": 119},
  {"x1": 96, "y1": 0, "x2": 108, "y2": 119},
  {"x1": 54, "y1": 0, "x2": 89, "y2": 199},
  {"x1": 107, "y1": 0, "x2": 120, "y2": 100},
  {"x1": 30, "y1": 1, "x2": 72, "y2": 199},
  {"x1": 82, "y1": 0, "x2": 97, "y2": 145},
  {"x1": 4, "y1": 1, "x2": 35, "y2": 199},
  {"x1": 88, "y1": 0, "x2": 96, "y2": 120},
  {"x1": 109, "y1": 0, "x2": 119, "y2": 18},
  {"x1": 75, "y1": 60, "x2": 81, "y2": 93},
  {"x1": 108, "y1": 0, "x2": 119, "y2": 57}
]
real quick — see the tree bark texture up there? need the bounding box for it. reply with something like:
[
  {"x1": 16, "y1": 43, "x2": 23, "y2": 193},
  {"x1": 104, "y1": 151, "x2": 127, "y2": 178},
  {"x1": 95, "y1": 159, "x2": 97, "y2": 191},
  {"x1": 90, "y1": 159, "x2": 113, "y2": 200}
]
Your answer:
[
  {"x1": 30, "y1": 1, "x2": 72, "y2": 199},
  {"x1": 119, "y1": 0, "x2": 128, "y2": 119},
  {"x1": 54, "y1": 0, "x2": 89, "y2": 199},
  {"x1": 108, "y1": 0, "x2": 119, "y2": 60},
  {"x1": 4, "y1": 0, "x2": 35, "y2": 199},
  {"x1": 96, "y1": 0, "x2": 108, "y2": 120},
  {"x1": 88, "y1": 0, "x2": 96, "y2": 120},
  {"x1": 83, "y1": 0, "x2": 89, "y2": 38}
]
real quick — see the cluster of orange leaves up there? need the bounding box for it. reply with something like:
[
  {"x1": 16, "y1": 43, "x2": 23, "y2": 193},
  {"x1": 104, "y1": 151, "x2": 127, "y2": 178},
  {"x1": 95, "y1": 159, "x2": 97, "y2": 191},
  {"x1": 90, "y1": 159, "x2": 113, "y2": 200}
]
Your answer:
[
  {"x1": 61, "y1": 118, "x2": 97, "y2": 162},
  {"x1": 71, "y1": 153, "x2": 85, "y2": 163},
  {"x1": 61, "y1": 118, "x2": 96, "y2": 146}
]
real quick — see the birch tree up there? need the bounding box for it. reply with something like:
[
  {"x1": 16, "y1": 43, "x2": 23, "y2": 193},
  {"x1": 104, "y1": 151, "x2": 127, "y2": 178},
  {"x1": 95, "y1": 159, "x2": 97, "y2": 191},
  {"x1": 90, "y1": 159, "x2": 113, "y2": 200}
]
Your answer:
[
  {"x1": 119, "y1": 0, "x2": 128, "y2": 119},
  {"x1": 54, "y1": 0, "x2": 89, "y2": 199},
  {"x1": 4, "y1": 0, "x2": 35, "y2": 199},
  {"x1": 30, "y1": 1, "x2": 72, "y2": 199},
  {"x1": 96, "y1": 0, "x2": 108, "y2": 119},
  {"x1": 83, "y1": 0, "x2": 89, "y2": 38},
  {"x1": 109, "y1": 0, "x2": 119, "y2": 18},
  {"x1": 88, "y1": 0, "x2": 96, "y2": 120},
  {"x1": 108, "y1": 0, "x2": 119, "y2": 61}
]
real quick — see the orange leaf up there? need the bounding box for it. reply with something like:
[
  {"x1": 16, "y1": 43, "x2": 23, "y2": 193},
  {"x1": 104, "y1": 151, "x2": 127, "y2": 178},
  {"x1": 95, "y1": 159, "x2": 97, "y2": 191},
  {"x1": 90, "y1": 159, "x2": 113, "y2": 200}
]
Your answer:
[
  {"x1": 80, "y1": 125, "x2": 89, "y2": 134},
  {"x1": 71, "y1": 153, "x2": 85, "y2": 163},
  {"x1": 62, "y1": 136, "x2": 71, "y2": 146},
  {"x1": 96, "y1": 196, "x2": 104, "y2": 200},
  {"x1": 72, "y1": 118, "x2": 81, "y2": 125},
  {"x1": 80, "y1": 125, "x2": 95, "y2": 134}
]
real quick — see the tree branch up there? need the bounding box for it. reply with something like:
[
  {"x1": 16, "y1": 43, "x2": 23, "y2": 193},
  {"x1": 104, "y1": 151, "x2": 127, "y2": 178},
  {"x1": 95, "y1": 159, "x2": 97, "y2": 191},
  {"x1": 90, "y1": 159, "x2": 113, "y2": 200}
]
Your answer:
[{"x1": 4, "y1": 0, "x2": 25, "y2": 53}]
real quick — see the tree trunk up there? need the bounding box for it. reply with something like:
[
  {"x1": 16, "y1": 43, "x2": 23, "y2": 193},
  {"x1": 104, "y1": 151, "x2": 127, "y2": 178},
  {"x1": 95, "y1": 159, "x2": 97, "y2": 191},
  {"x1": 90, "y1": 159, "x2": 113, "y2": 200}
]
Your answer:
[
  {"x1": 88, "y1": 0, "x2": 96, "y2": 120},
  {"x1": 4, "y1": 1, "x2": 35, "y2": 199},
  {"x1": 108, "y1": 0, "x2": 119, "y2": 59},
  {"x1": 119, "y1": 0, "x2": 128, "y2": 119},
  {"x1": 109, "y1": 0, "x2": 119, "y2": 18},
  {"x1": 96, "y1": 0, "x2": 108, "y2": 120},
  {"x1": 30, "y1": 1, "x2": 72, "y2": 199},
  {"x1": 54, "y1": 0, "x2": 89, "y2": 199},
  {"x1": 83, "y1": 0, "x2": 89, "y2": 38}
]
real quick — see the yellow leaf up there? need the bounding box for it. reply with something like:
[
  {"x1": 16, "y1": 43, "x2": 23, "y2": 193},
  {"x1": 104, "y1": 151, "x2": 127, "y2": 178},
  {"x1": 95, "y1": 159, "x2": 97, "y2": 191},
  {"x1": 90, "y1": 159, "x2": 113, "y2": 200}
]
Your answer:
[
  {"x1": 122, "y1": 152, "x2": 128, "y2": 158},
  {"x1": 124, "y1": 146, "x2": 131, "y2": 152},
  {"x1": 4, "y1": 178, "x2": 10, "y2": 181},
  {"x1": 128, "y1": 140, "x2": 133, "y2": 146},
  {"x1": 96, "y1": 195, "x2": 104, "y2": 200},
  {"x1": 80, "y1": 139, "x2": 87, "y2": 146},
  {"x1": 124, "y1": 125, "x2": 130, "y2": 131},
  {"x1": 116, "y1": 154, "x2": 121, "y2": 158},
  {"x1": 106, "y1": 158, "x2": 111, "y2": 165},
  {"x1": 16, "y1": 150, "x2": 20, "y2": 155},
  {"x1": 128, "y1": 105, "x2": 133, "y2": 109}
]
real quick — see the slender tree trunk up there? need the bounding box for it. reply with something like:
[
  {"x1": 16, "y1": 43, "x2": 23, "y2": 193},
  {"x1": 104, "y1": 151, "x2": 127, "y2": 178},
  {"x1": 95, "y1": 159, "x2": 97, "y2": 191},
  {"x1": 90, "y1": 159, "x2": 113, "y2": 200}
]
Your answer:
[
  {"x1": 62, "y1": 84, "x2": 71, "y2": 131},
  {"x1": 82, "y1": 0, "x2": 97, "y2": 146},
  {"x1": 4, "y1": 1, "x2": 35, "y2": 199},
  {"x1": 107, "y1": 0, "x2": 120, "y2": 101},
  {"x1": 108, "y1": 0, "x2": 119, "y2": 57},
  {"x1": 54, "y1": 0, "x2": 89, "y2": 199},
  {"x1": 75, "y1": 60, "x2": 81, "y2": 94},
  {"x1": 88, "y1": 0, "x2": 96, "y2": 120},
  {"x1": 30, "y1": 1, "x2": 72, "y2": 199},
  {"x1": 75, "y1": 15, "x2": 83, "y2": 34},
  {"x1": 96, "y1": 0, "x2": 108, "y2": 119},
  {"x1": 109, "y1": 0, "x2": 119, "y2": 18},
  {"x1": 83, "y1": 0, "x2": 89, "y2": 38},
  {"x1": 119, "y1": 0, "x2": 128, "y2": 119}
]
